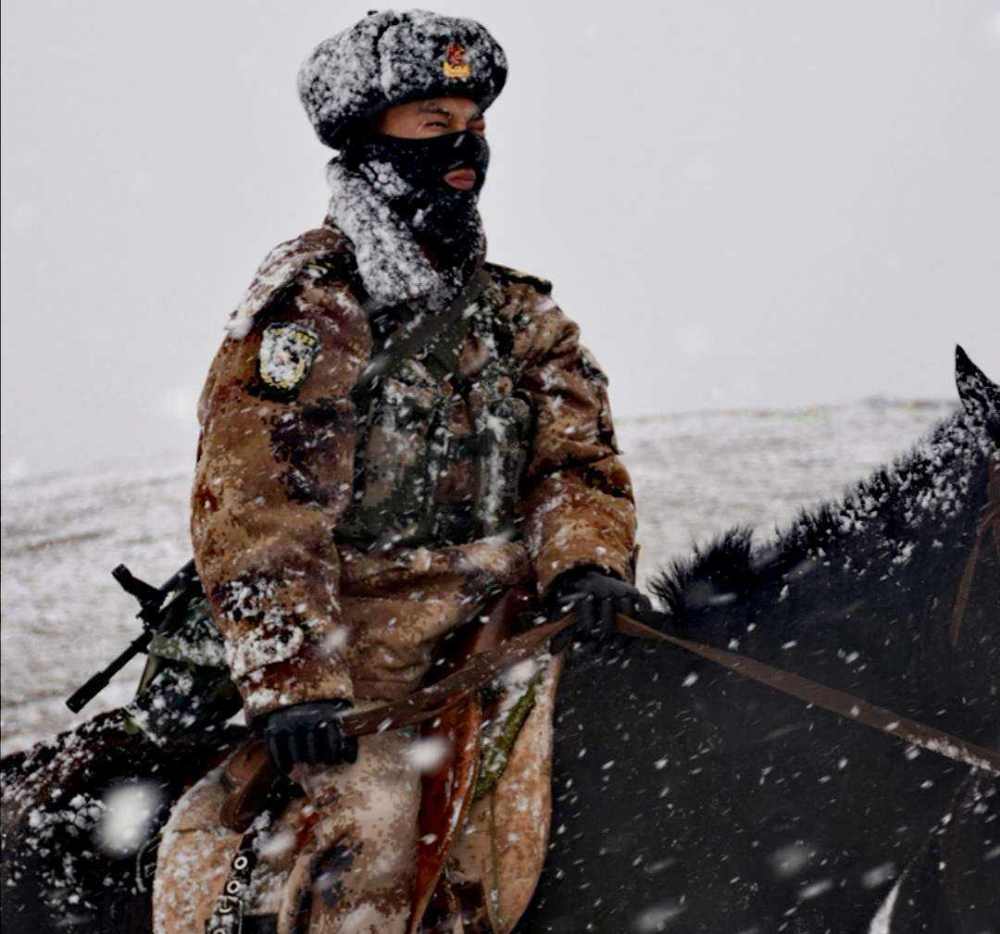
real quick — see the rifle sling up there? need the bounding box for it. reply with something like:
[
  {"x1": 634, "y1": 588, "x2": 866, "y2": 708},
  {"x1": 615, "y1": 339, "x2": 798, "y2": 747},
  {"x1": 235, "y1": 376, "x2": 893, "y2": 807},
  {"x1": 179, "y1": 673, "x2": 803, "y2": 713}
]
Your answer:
[{"x1": 353, "y1": 268, "x2": 490, "y2": 400}]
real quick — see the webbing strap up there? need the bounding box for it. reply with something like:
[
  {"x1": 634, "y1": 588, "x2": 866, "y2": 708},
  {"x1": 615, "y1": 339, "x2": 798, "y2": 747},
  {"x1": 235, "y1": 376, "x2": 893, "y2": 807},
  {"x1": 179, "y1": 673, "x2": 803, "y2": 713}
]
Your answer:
[{"x1": 353, "y1": 268, "x2": 490, "y2": 400}]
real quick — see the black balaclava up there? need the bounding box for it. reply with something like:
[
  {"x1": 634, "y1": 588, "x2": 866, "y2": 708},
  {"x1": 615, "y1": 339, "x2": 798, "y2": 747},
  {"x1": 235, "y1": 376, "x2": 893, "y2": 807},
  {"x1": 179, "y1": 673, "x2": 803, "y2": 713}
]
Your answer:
[{"x1": 342, "y1": 130, "x2": 490, "y2": 270}]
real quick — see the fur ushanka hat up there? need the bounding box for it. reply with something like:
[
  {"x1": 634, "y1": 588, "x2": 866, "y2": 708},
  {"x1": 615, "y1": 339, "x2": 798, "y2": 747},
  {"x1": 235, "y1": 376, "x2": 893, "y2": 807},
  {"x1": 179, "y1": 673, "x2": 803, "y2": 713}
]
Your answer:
[{"x1": 299, "y1": 9, "x2": 508, "y2": 148}]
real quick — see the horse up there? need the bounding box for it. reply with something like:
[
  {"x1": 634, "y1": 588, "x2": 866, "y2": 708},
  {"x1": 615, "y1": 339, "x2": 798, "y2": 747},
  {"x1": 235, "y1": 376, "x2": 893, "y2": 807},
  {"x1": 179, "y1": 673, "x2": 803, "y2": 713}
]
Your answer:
[
  {"x1": 2, "y1": 347, "x2": 996, "y2": 933},
  {"x1": 521, "y1": 346, "x2": 999, "y2": 933},
  {"x1": 0, "y1": 711, "x2": 246, "y2": 932}
]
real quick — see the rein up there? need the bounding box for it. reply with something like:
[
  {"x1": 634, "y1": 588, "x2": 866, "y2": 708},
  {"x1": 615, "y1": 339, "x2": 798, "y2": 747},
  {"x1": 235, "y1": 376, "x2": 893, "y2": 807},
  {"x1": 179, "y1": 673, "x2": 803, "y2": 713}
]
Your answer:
[
  {"x1": 213, "y1": 591, "x2": 999, "y2": 931},
  {"x1": 323, "y1": 610, "x2": 1000, "y2": 776},
  {"x1": 615, "y1": 613, "x2": 1000, "y2": 775},
  {"x1": 950, "y1": 455, "x2": 1000, "y2": 645},
  {"x1": 211, "y1": 610, "x2": 998, "y2": 933}
]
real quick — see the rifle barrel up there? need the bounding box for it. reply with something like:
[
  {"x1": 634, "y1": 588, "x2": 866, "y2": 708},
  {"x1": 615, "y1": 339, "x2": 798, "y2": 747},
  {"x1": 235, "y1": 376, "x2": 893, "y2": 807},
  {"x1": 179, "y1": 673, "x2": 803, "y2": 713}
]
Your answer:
[{"x1": 65, "y1": 629, "x2": 153, "y2": 713}]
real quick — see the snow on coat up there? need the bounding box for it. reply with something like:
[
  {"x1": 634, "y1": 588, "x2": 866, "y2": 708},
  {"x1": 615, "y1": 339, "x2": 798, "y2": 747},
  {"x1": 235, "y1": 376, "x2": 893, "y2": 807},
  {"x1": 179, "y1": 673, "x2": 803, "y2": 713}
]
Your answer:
[{"x1": 191, "y1": 223, "x2": 637, "y2": 723}]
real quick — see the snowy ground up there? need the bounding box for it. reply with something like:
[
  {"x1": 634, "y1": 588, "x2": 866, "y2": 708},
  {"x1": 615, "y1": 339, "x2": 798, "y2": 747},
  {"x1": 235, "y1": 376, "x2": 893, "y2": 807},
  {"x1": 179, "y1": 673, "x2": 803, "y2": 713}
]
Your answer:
[{"x1": 0, "y1": 399, "x2": 953, "y2": 756}]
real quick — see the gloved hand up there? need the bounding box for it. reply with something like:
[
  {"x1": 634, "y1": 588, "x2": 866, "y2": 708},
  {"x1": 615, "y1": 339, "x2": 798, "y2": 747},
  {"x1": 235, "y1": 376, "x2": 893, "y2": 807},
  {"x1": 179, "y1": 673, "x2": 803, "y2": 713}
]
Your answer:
[
  {"x1": 548, "y1": 567, "x2": 652, "y2": 647},
  {"x1": 261, "y1": 700, "x2": 358, "y2": 773}
]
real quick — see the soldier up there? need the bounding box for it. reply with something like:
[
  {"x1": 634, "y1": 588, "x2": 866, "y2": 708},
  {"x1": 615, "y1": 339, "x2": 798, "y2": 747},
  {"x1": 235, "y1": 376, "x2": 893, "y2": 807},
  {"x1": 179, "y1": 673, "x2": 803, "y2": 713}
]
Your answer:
[{"x1": 153, "y1": 10, "x2": 647, "y2": 933}]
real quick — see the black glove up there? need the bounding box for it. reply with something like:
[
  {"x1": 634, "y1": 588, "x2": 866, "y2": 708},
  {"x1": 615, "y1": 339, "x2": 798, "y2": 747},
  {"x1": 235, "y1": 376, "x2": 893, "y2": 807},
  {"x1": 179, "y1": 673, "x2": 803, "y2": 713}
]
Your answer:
[
  {"x1": 548, "y1": 567, "x2": 652, "y2": 648},
  {"x1": 261, "y1": 700, "x2": 358, "y2": 773}
]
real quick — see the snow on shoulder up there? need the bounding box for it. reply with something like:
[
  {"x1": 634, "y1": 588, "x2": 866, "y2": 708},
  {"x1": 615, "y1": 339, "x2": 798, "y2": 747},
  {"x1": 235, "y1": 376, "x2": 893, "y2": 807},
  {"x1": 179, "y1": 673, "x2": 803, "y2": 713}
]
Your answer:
[{"x1": 225, "y1": 228, "x2": 355, "y2": 339}]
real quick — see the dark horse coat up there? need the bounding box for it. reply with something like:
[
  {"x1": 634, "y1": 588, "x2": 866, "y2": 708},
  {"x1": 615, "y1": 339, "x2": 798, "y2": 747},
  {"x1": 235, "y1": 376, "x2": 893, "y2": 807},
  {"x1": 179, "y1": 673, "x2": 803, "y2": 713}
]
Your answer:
[
  {"x1": 522, "y1": 347, "x2": 999, "y2": 933},
  {"x1": 2, "y1": 348, "x2": 997, "y2": 933}
]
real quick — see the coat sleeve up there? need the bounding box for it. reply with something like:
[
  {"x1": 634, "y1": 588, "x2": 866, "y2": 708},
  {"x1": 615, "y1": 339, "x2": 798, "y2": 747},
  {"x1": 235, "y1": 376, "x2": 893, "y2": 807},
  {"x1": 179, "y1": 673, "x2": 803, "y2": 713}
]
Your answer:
[
  {"x1": 191, "y1": 272, "x2": 370, "y2": 722},
  {"x1": 516, "y1": 290, "x2": 638, "y2": 595}
]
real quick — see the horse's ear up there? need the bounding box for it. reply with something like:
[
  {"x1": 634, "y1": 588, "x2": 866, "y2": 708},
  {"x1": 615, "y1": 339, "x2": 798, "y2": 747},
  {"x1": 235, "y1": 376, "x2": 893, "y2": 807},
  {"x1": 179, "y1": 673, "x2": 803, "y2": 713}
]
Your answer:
[{"x1": 955, "y1": 345, "x2": 999, "y2": 434}]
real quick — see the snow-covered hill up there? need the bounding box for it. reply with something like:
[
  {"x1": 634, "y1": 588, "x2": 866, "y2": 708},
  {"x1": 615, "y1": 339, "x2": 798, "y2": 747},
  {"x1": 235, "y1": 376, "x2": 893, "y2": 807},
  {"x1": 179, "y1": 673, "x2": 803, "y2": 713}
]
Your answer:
[{"x1": 0, "y1": 399, "x2": 952, "y2": 755}]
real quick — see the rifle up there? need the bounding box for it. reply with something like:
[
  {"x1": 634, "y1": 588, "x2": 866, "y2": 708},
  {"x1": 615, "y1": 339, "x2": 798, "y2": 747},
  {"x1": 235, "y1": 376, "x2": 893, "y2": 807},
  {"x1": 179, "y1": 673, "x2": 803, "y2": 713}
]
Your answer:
[{"x1": 65, "y1": 559, "x2": 201, "y2": 713}]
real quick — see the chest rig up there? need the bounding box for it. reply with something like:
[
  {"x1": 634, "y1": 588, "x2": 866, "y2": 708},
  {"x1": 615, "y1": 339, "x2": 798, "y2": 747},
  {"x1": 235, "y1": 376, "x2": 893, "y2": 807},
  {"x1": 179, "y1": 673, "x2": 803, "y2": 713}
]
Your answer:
[{"x1": 337, "y1": 269, "x2": 535, "y2": 551}]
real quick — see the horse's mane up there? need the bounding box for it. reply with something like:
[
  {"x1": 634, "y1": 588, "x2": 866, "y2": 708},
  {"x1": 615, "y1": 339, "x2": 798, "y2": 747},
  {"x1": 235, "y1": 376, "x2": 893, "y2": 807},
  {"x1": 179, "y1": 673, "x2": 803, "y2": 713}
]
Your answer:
[{"x1": 654, "y1": 399, "x2": 996, "y2": 618}]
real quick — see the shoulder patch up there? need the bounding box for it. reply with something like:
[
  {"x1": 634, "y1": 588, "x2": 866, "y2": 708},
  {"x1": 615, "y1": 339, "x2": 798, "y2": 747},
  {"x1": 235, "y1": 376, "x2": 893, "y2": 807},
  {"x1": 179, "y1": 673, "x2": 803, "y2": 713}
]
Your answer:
[
  {"x1": 485, "y1": 262, "x2": 553, "y2": 295},
  {"x1": 259, "y1": 322, "x2": 320, "y2": 393}
]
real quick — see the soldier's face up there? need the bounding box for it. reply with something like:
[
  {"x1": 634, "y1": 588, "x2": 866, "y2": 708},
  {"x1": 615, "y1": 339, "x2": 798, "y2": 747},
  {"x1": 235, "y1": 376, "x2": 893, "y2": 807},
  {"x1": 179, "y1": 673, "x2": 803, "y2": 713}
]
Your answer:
[{"x1": 374, "y1": 97, "x2": 486, "y2": 191}]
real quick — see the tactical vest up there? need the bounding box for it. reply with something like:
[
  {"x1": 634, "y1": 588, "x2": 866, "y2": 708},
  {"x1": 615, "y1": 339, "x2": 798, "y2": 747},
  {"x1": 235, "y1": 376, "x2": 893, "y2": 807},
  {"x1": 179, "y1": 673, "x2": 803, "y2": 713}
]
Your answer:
[{"x1": 337, "y1": 269, "x2": 535, "y2": 551}]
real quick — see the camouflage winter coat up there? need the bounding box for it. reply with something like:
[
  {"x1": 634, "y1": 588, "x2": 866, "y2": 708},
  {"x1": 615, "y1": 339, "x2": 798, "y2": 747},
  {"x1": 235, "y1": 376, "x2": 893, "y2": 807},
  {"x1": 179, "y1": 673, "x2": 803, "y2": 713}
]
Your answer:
[{"x1": 191, "y1": 224, "x2": 636, "y2": 721}]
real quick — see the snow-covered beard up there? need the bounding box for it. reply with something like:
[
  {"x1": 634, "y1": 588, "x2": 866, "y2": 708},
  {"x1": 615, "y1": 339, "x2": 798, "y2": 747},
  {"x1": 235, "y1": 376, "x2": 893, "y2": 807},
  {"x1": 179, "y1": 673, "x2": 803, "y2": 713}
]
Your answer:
[{"x1": 325, "y1": 154, "x2": 486, "y2": 312}]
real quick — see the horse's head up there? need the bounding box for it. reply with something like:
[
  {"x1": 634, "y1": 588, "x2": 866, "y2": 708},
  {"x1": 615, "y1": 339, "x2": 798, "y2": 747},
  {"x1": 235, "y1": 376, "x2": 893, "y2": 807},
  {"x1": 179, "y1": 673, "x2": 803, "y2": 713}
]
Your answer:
[{"x1": 955, "y1": 345, "x2": 999, "y2": 444}]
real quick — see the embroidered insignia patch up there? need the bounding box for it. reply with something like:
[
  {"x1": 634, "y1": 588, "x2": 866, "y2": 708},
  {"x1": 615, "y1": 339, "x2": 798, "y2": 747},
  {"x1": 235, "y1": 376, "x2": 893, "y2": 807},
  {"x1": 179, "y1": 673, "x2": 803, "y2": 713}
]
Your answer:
[
  {"x1": 443, "y1": 42, "x2": 471, "y2": 79},
  {"x1": 259, "y1": 322, "x2": 320, "y2": 392}
]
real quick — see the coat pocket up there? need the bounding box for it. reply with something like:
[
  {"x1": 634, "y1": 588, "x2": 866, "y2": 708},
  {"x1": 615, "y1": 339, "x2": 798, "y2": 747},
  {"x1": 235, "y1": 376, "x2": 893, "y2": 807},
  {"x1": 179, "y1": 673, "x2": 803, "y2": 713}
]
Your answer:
[
  {"x1": 339, "y1": 374, "x2": 448, "y2": 548},
  {"x1": 473, "y1": 391, "x2": 534, "y2": 537}
]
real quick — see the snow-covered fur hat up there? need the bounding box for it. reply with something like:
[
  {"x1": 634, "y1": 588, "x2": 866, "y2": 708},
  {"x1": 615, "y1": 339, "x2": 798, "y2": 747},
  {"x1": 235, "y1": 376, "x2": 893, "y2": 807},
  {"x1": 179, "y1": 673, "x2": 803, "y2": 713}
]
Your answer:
[{"x1": 299, "y1": 9, "x2": 507, "y2": 148}]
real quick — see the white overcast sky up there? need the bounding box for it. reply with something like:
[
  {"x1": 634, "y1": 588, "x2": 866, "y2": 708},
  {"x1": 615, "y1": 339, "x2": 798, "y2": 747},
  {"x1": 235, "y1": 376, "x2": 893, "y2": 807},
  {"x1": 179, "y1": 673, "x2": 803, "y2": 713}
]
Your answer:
[{"x1": 2, "y1": 0, "x2": 998, "y2": 477}]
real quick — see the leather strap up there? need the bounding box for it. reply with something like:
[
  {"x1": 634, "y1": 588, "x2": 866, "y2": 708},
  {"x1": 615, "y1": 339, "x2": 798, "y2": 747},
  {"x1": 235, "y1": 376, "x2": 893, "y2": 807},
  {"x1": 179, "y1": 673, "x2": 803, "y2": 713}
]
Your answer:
[
  {"x1": 338, "y1": 609, "x2": 1000, "y2": 775},
  {"x1": 337, "y1": 618, "x2": 568, "y2": 737},
  {"x1": 219, "y1": 607, "x2": 999, "y2": 837},
  {"x1": 949, "y1": 456, "x2": 1000, "y2": 646},
  {"x1": 219, "y1": 738, "x2": 283, "y2": 832},
  {"x1": 217, "y1": 621, "x2": 567, "y2": 833},
  {"x1": 616, "y1": 614, "x2": 1000, "y2": 776},
  {"x1": 356, "y1": 611, "x2": 1000, "y2": 775},
  {"x1": 335, "y1": 609, "x2": 999, "y2": 775}
]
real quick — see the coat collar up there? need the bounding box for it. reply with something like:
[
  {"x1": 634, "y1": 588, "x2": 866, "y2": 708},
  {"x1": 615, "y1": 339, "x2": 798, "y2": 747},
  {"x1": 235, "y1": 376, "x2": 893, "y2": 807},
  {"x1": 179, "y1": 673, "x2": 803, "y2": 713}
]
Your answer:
[{"x1": 324, "y1": 156, "x2": 486, "y2": 313}]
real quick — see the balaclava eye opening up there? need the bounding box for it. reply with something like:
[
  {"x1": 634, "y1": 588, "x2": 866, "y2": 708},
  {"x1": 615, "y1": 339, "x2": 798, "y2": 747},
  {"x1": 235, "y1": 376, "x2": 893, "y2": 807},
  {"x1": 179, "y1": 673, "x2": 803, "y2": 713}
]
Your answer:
[{"x1": 341, "y1": 129, "x2": 490, "y2": 269}]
